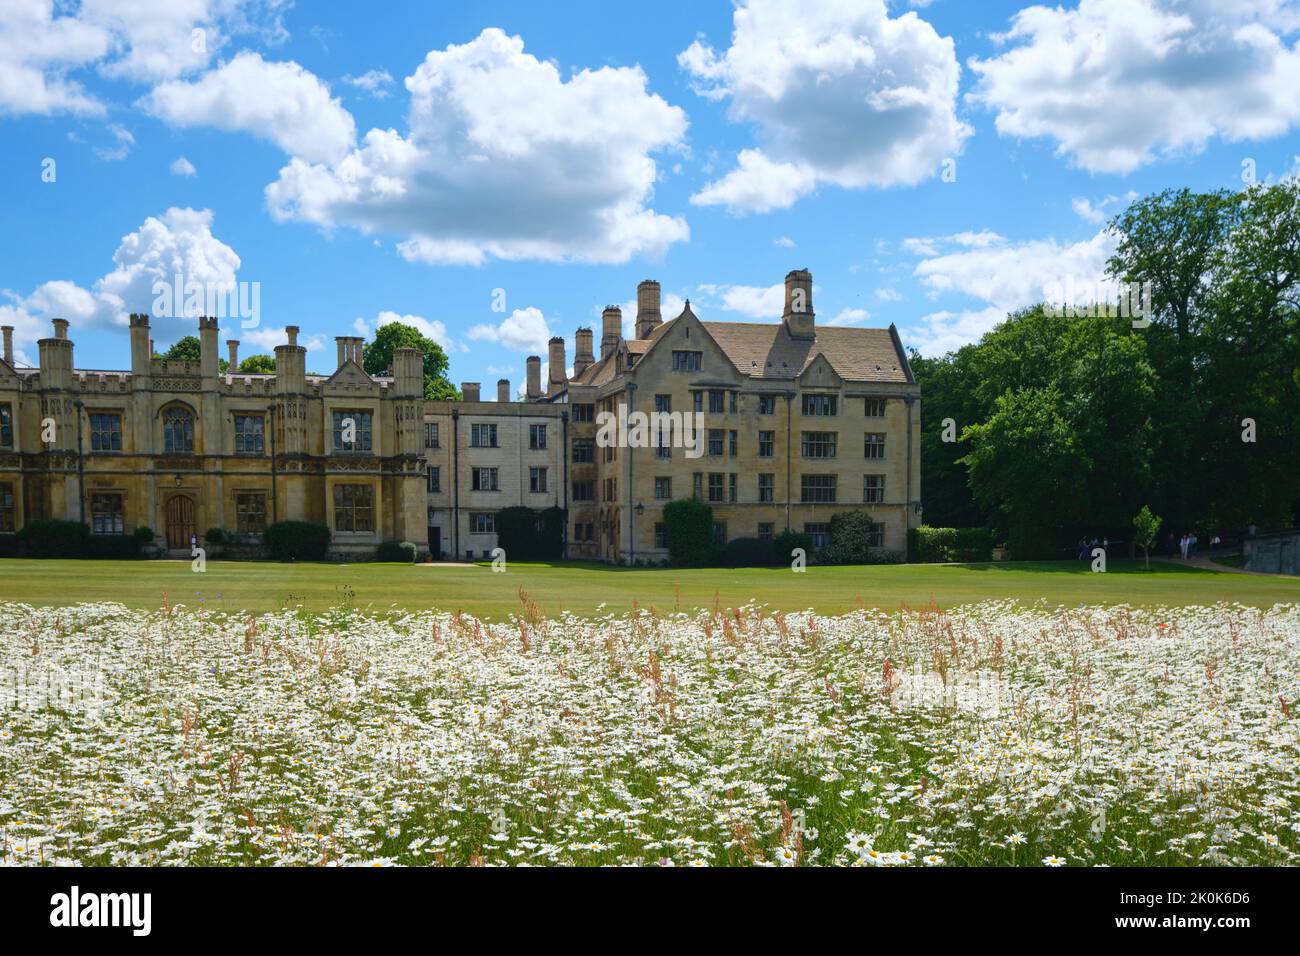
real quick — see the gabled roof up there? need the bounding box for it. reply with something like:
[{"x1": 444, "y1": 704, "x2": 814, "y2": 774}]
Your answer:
[{"x1": 700, "y1": 321, "x2": 910, "y2": 383}]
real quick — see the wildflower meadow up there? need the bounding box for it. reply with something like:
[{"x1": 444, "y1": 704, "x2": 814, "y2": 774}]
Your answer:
[{"x1": 2, "y1": 597, "x2": 1297, "y2": 867}]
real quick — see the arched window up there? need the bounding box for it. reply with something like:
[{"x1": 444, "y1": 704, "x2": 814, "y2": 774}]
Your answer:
[{"x1": 163, "y1": 406, "x2": 194, "y2": 453}]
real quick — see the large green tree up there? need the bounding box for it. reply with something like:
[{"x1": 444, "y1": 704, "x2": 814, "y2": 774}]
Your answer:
[
  {"x1": 916, "y1": 180, "x2": 1300, "y2": 554},
  {"x1": 160, "y1": 335, "x2": 229, "y2": 372},
  {"x1": 361, "y1": 322, "x2": 458, "y2": 400},
  {"x1": 1108, "y1": 180, "x2": 1300, "y2": 531},
  {"x1": 238, "y1": 354, "x2": 276, "y2": 374}
]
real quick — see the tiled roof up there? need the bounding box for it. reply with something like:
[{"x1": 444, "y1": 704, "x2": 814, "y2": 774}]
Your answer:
[
  {"x1": 701, "y1": 321, "x2": 910, "y2": 383},
  {"x1": 556, "y1": 312, "x2": 914, "y2": 393}
]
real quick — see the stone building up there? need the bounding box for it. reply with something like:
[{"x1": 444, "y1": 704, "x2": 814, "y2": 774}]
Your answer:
[
  {"x1": 1, "y1": 268, "x2": 922, "y2": 563},
  {"x1": 0, "y1": 316, "x2": 428, "y2": 556},
  {"x1": 514, "y1": 269, "x2": 923, "y2": 563}
]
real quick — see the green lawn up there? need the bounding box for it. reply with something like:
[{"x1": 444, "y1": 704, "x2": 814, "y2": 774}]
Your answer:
[{"x1": 1, "y1": 556, "x2": 1297, "y2": 617}]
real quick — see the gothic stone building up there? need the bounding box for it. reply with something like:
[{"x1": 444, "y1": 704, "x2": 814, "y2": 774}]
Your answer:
[
  {"x1": 0, "y1": 316, "x2": 428, "y2": 555},
  {"x1": 424, "y1": 269, "x2": 922, "y2": 563},
  {"x1": 0, "y1": 269, "x2": 921, "y2": 563}
]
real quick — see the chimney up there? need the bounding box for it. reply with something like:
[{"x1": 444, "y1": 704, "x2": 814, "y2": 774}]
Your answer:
[
  {"x1": 461, "y1": 382, "x2": 481, "y2": 402},
  {"x1": 547, "y1": 336, "x2": 567, "y2": 395},
  {"x1": 198, "y1": 316, "x2": 219, "y2": 379},
  {"x1": 285, "y1": 325, "x2": 299, "y2": 347},
  {"x1": 497, "y1": 378, "x2": 510, "y2": 403},
  {"x1": 1, "y1": 326, "x2": 13, "y2": 366},
  {"x1": 335, "y1": 336, "x2": 348, "y2": 369},
  {"x1": 601, "y1": 306, "x2": 622, "y2": 361},
  {"x1": 349, "y1": 336, "x2": 364, "y2": 365},
  {"x1": 573, "y1": 327, "x2": 594, "y2": 377},
  {"x1": 392, "y1": 347, "x2": 422, "y2": 397},
  {"x1": 38, "y1": 322, "x2": 74, "y2": 392},
  {"x1": 129, "y1": 314, "x2": 151, "y2": 381},
  {"x1": 227, "y1": 339, "x2": 239, "y2": 370},
  {"x1": 635, "y1": 280, "x2": 662, "y2": 339},
  {"x1": 525, "y1": 355, "x2": 542, "y2": 399},
  {"x1": 782, "y1": 268, "x2": 815, "y2": 340}
]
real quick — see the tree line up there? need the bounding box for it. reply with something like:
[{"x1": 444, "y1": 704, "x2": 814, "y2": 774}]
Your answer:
[{"x1": 913, "y1": 180, "x2": 1300, "y2": 558}]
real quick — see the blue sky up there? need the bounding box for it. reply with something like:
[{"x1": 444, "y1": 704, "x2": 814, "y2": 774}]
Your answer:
[{"x1": 3, "y1": 0, "x2": 1299, "y2": 384}]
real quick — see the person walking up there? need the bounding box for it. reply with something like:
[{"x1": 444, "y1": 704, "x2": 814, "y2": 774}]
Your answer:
[{"x1": 1180, "y1": 533, "x2": 1189, "y2": 560}]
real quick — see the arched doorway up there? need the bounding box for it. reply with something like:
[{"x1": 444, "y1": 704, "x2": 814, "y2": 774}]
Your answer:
[{"x1": 166, "y1": 494, "x2": 196, "y2": 550}]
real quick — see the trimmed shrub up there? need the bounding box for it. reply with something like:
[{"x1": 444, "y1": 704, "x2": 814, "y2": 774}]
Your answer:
[
  {"x1": 133, "y1": 526, "x2": 157, "y2": 546},
  {"x1": 909, "y1": 525, "x2": 994, "y2": 563},
  {"x1": 772, "y1": 529, "x2": 813, "y2": 566},
  {"x1": 375, "y1": 540, "x2": 417, "y2": 563},
  {"x1": 819, "y1": 510, "x2": 905, "y2": 565},
  {"x1": 537, "y1": 507, "x2": 565, "y2": 560},
  {"x1": 263, "y1": 521, "x2": 331, "y2": 562},
  {"x1": 0, "y1": 534, "x2": 23, "y2": 558},
  {"x1": 17, "y1": 519, "x2": 90, "y2": 558},
  {"x1": 203, "y1": 527, "x2": 225, "y2": 545},
  {"x1": 722, "y1": 536, "x2": 780, "y2": 567},
  {"x1": 495, "y1": 506, "x2": 564, "y2": 561},
  {"x1": 951, "y1": 527, "x2": 995, "y2": 562},
  {"x1": 663, "y1": 498, "x2": 717, "y2": 567},
  {"x1": 84, "y1": 534, "x2": 145, "y2": 559}
]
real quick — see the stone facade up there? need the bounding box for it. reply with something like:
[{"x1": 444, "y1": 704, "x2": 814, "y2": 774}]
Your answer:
[
  {"x1": 0, "y1": 316, "x2": 428, "y2": 557},
  {"x1": 523, "y1": 270, "x2": 923, "y2": 563},
  {"x1": 0, "y1": 268, "x2": 922, "y2": 563}
]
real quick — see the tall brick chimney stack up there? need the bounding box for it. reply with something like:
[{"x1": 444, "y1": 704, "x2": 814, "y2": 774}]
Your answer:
[
  {"x1": 635, "y1": 280, "x2": 662, "y2": 339},
  {"x1": 525, "y1": 355, "x2": 542, "y2": 400},
  {"x1": 547, "y1": 336, "x2": 567, "y2": 396},
  {"x1": 601, "y1": 306, "x2": 622, "y2": 361},
  {"x1": 573, "y1": 327, "x2": 594, "y2": 377},
  {"x1": 782, "y1": 268, "x2": 815, "y2": 340}
]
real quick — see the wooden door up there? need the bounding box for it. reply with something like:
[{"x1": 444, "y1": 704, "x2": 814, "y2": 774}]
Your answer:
[{"x1": 166, "y1": 495, "x2": 195, "y2": 550}]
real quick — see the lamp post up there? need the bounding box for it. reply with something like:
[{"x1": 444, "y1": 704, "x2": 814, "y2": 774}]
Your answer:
[{"x1": 73, "y1": 399, "x2": 86, "y2": 524}]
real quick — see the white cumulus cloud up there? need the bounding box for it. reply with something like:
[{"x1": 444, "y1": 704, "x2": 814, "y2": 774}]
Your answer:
[
  {"x1": 265, "y1": 28, "x2": 690, "y2": 265},
  {"x1": 0, "y1": 207, "x2": 244, "y2": 355},
  {"x1": 680, "y1": 0, "x2": 970, "y2": 213},
  {"x1": 468, "y1": 306, "x2": 552, "y2": 353},
  {"x1": 969, "y1": 0, "x2": 1300, "y2": 173},
  {"x1": 142, "y1": 51, "x2": 357, "y2": 164}
]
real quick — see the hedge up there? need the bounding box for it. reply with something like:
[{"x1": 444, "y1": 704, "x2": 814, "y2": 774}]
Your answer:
[
  {"x1": 494, "y1": 506, "x2": 564, "y2": 561},
  {"x1": 722, "y1": 536, "x2": 780, "y2": 567},
  {"x1": 663, "y1": 498, "x2": 717, "y2": 567},
  {"x1": 263, "y1": 521, "x2": 331, "y2": 562},
  {"x1": 909, "y1": 525, "x2": 995, "y2": 563},
  {"x1": 375, "y1": 540, "x2": 417, "y2": 563},
  {"x1": 17, "y1": 519, "x2": 90, "y2": 558},
  {"x1": 772, "y1": 529, "x2": 813, "y2": 567},
  {"x1": 14, "y1": 519, "x2": 146, "y2": 559}
]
